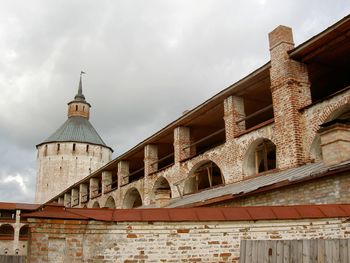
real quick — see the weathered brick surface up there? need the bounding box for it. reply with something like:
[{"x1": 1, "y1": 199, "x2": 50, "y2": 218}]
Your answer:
[{"x1": 27, "y1": 217, "x2": 350, "y2": 263}]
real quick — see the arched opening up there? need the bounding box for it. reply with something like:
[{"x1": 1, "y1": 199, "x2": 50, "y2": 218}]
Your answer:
[
  {"x1": 152, "y1": 177, "x2": 171, "y2": 207},
  {"x1": 19, "y1": 225, "x2": 29, "y2": 240},
  {"x1": 0, "y1": 224, "x2": 14, "y2": 240},
  {"x1": 92, "y1": 201, "x2": 100, "y2": 208},
  {"x1": 323, "y1": 107, "x2": 350, "y2": 124},
  {"x1": 243, "y1": 138, "x2": 276, "y2": 176},
  {"x1": 310, "y1": 135, "x2": 323, "y2": 162},
  {"x1": 123, "y1": 188, "x2": 142, "y2": 208},
  {"x1": 104, "y1": 196, "x2": 116, "y2": 209},
  {"x1": 183, "y1": 161, "x2": 224, "y2": 195}
]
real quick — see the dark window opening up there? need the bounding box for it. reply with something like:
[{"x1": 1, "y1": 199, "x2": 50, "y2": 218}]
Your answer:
[
  {"x1": 0, "y1": 211, "x2": 15, "y2": 220},
  {"x1": 86, "y1": 145, "x2": 89, "y2": 152},
  {"x1": 19, "y1": 225, "x2": 29, "y2": 240},
  {"x1": 0, "y1": 224, "x2": 14, "y2": 240},
  {"x1": 124, "y1": 151, "x2": 145, "y2": 185},
  {"x1": 81, "y1": 186, "x2": 90, "y2": 203},
  {"x1": 128, "y1": 167, "x2": 144, "y2": 184},
  {"x1": 57, "y1": 143, "x2": 60, "y2": 152},
  {"x1": 309, "y1": 66, "x2": 350, "y2": 102},
  {"x1": 193, "y1": 128, "x2": 226, "y2": 156},
  {"x1": 73, "y1": 143, "x2": 76, "y2": 151},
  {"x1": 104, "y1": 171, "x2": 118, "y2": 193},
  {"x1": 235, "y1": 68, "x2": 273, "y2": 130},
  {"x1": 91, "y1": 178, "x2": 102, "y2": 198},
  {"x1": 255, "y1": 140, "x2": 276, "y2": 174},
  {"x1": 44, "y1": 145, "x2": 47, "y2": 156},
  {"x1": 75, "y1": 105, "x2": 78, "y2": 111}
]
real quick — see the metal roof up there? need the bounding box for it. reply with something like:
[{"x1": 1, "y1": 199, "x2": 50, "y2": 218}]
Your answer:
[
  {"x1": 22, "y1": 203, "x2": 350, "y2": 222},
  {"x1": 38, "y1": 116, "x2": 109, "y2": 148},
  {"x1": 0, "y1": 202, "x2": 40, "y2": 211},
  {"x1": 166, "y1": 162, "x2": 329, "y2": 208}
]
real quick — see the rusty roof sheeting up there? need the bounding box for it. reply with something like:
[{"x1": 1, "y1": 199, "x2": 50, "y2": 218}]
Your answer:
[
  {"x1": 22, "y1": 204, "x2": 350, "y2": 222},
  {"x1": 0, "y1": 202, "x2": 40, "y2": 211}
]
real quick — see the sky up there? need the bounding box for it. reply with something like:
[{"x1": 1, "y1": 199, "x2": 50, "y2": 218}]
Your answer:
[{"x1": 0, "y1": 0, "x2": 349, "y2": 203}]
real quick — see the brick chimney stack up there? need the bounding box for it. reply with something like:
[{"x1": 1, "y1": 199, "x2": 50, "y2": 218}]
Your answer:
[{"x1": 268, "y1": 25, "x2": 312, "y2": 169}]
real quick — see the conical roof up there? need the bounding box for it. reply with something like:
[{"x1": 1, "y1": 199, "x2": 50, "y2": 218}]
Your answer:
[
  {"x1": 39, "y1": 116, "x2": 110, "y2": 148},
  {"x1": 37, "y1": 73, "x2": 112, "y2": 151}
]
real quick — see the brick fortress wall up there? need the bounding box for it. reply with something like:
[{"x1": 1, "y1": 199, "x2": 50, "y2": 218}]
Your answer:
[{"x1": 27, "y1": 217, "x2": 350, "y2": 262}]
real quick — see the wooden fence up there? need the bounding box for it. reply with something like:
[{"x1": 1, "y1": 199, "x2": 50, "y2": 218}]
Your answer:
[
  {"x1": 240, "y1": 239, "x2": 350, "y2": 262},
  {"x1": 0, "y1": 255, "x2": 26, "y2": 263}
]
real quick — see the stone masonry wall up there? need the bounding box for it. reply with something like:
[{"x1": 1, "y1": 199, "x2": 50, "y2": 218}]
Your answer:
[
  {"x1": 27, "y1": 217, "x2": 350, "y2": 263},
  {"x1": 36, "y1": 142, "x2": 112, "y2": 204}
]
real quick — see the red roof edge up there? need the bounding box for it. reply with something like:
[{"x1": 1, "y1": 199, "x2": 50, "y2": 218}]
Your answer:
[{"x1": 22, "y1": 204, "x2": 350, "y2": 222}]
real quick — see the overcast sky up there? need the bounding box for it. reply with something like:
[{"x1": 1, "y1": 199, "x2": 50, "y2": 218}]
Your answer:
[{"x1": 0, "y1": 1, "x2": 349, "y2": 203}]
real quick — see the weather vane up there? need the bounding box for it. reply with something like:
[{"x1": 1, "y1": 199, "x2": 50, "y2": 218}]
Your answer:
[{"x1": 80, "y1": 70, "x2": 86, "y2": 76}]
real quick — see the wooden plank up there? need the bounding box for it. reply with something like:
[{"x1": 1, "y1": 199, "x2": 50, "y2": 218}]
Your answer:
[
  {"x1": 245, "y1": 240, "x2": 253, "y2": 263},
  {"x1": 290, "y1": 240, "x2": 298, "y2": 263},
  {"x1": 331, "y1": 239, "x2": 340, "y2": 263},
  {"x1": 325, "y1": 240, "x2": 332, "y2": 263},
  {"x1": 310, "y1": 239, "x2": 318, "y2": 263},
  {"x1": 276, "y1": 240, "x2": 284, "y2": 263},
  {"x1": 258, "y1": 240, "x2": 269, "y2": 263},
  {"x1": 297, "y1": 240, "x2": 303, "y2": 263},
  {"x1": 318, "y1": 239, "x2": 325, "y2": 263},
  {"x1": 252, "y1": 240, "x2": 258, "y2": 263},
  {"x1": 240, "y1": 240, "x2": 246, "y2": 263},
  {"x1": 269, "y1": 240, "x2": 277, "y2": 263},
  {"x1": 339, "y1": 239, "x2": 348, "y2": 263},
  {"x1": 283, "y1": 240, "x2": 291, "y2": 263},
  {"x1": 303, "y1": 239, "x2": 311, "y2": 263}
]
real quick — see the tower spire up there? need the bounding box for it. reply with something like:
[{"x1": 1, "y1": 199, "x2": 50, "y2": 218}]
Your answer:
[{"x1": 74, "y1": 71, "x2": 86, "y2": 101}]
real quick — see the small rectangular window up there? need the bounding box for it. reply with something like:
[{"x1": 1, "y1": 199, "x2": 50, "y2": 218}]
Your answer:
[
  {"x1": 57, "y1": 144, "x2": 60, "y2": 151},
  {"x1": 73, "y1": 144, "x2": 76, "y2": 151}
]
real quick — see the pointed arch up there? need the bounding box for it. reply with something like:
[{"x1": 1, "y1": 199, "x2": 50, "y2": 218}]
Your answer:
[
  {"x1": 183, "y1": 160, "x2": 224, "y2": 195},
  {"x1": 123, "y1": 187, "x2": 142, "y2": 208},
  {"x1": 243, "y1": 138, "x2": 276, "y2": 177},
  {"x1": 92, "y1": 201, "x2": 100, "y2": 208},
  {"x1": 104, "y1": 196, "x2": 116, "y2": 209},
  {"x1": 151, "y1": 176, "x2": 172, "y2": 206}
]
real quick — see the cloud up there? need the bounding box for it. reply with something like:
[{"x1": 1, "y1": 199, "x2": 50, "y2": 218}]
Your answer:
[{"x1": 0, "y1": 170, "x2": 36, "y2": 203}]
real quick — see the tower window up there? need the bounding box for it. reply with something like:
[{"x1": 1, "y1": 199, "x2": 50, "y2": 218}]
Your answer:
[
  {"x1": 83, "y1": 106, "x2": 85, "y2": 111},
  {"x1": 76, "y1": 105, "x2": 78, "y2": 111},
  {"x1": 73, "y1": 143, "x2": 76, "y2": 151},
  {"x1": 57, "y1": 144, "x2": 60, "y2": 152},
  {"x1": 86, "y1": 145, "x2": 89, "y2": 152}
]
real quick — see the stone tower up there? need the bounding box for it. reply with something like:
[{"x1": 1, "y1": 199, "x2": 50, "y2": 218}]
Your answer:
[{"x1": 35, "y1": 74, "x2": 113, "y2": 204}]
